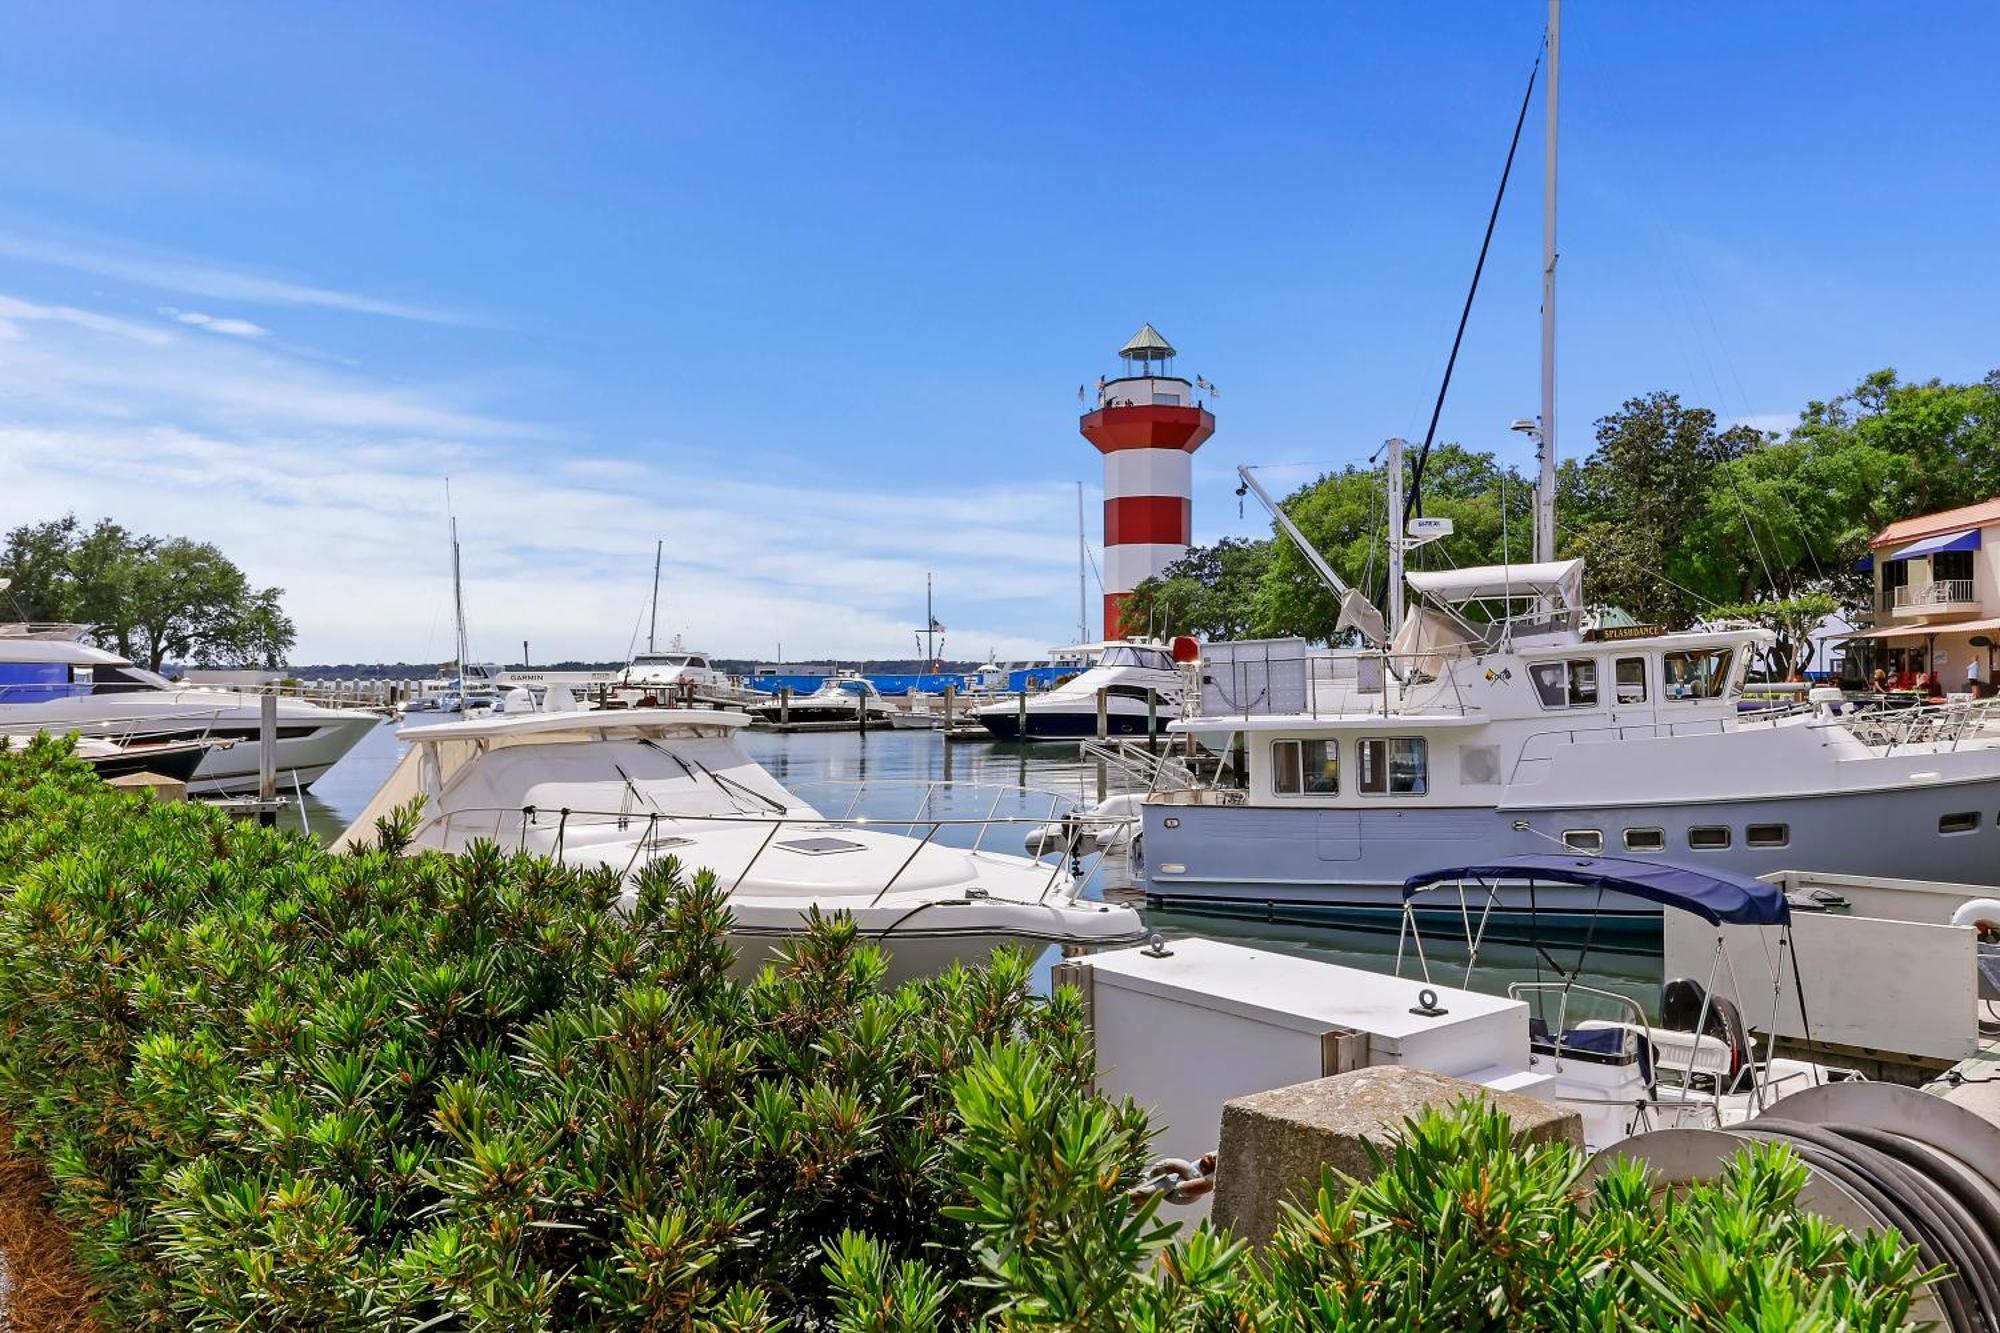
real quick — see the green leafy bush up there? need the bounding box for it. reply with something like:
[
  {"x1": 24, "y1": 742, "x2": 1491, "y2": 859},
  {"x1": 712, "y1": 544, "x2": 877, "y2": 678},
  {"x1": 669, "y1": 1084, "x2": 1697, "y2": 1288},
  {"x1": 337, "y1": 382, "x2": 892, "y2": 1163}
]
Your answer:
[
  {"x1": 0, "y1": 739, "x2": 1941, "y2": 1330},
  {"x1": 830, "y1": 1047, "x2": 1942, "y2": 1331},
  {"x1": 0, "y1": 736, "x2": 1107, "y2": 1329}
]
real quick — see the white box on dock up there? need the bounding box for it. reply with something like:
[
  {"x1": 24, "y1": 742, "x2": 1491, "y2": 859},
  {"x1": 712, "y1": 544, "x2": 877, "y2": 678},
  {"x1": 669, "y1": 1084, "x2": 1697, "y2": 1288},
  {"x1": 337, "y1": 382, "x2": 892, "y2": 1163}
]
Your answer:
[{"x1": 1056, "y1": 937, "x2": 1536, "y2": 1215}]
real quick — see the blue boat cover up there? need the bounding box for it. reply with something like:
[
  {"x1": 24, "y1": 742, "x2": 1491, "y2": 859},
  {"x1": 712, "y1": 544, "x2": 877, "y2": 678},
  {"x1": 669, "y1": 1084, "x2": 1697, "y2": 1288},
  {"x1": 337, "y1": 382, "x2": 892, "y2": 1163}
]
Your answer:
[
  {"x1": 1888, "y1": 528, "x2": 1982, "y2": 561},
  {"x1": 1403, "y1": 853, "x2": 1789, "y2": 926}
]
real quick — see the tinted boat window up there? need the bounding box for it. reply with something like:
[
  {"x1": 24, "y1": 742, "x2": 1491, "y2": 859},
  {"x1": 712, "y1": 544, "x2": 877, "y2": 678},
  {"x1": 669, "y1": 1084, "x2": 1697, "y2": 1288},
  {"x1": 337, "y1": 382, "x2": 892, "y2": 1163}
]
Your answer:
[
  {"x1": 1359, "y1": 737, "x2": 1427, "y2": 795},
  {"x1": 1664, "y1": 648, "x2": 1733, "y2": 700},
  {"x1": 0, "y1": 661, "x2": 78, "y2": 703}
]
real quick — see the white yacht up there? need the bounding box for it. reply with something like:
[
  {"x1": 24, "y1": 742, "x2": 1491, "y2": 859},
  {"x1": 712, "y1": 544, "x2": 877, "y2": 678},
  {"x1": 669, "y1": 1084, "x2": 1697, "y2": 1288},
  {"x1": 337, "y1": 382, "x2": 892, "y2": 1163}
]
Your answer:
[
  {"x1": 334, "y1": 709, "x2": 1146, "y2": 979},
  {"x1": 1142, "y1": 558, "x2": 2000, "y2": 928},
  {"x1": 621, "y1": 645, "x2": 729, "y2": 695},
  {"x1": 748, "y1": 672, "x2": 897, "y2": 725},
  {"x1": 974, "y1": 641, "x2": 1189, "y2": 741},
  {"x1": 0, "y1": 625, "x2": 378, "y2": 794}
]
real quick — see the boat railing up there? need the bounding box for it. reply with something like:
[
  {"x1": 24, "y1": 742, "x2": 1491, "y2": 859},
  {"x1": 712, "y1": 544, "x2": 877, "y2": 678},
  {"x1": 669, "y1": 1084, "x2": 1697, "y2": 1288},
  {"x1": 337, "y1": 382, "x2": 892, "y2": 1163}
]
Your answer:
[
  {"x1": 425, "y1": 801, "x2": 1127, "y2": 907},
  {"x1": 1077, "y1": 737, "x2": 1200, "y2": 795},
  {"x1": 1505, "y1": 981, "x2": 1731, "y2": 1129},
  {"x1": 0, "y1": 622, "x2": 91, "y2": 641},
  {"x1": 0, "y1": 690, "x2": 243, "y2": 746},
  {"x1": 1832, "y1": 696, "x2": 2000, "y2": 754},
  {"x1": 780, "y1": 777, "x2": 1085, "y2": 853}
]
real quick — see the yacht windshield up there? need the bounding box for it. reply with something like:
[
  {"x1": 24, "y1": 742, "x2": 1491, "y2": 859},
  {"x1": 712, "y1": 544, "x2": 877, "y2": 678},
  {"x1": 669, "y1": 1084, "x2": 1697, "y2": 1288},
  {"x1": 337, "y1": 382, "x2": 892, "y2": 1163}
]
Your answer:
[
  {"x1": 1100, "y1": 646, "x2": 1176, "y2": 672},
  {"x1": 833, "y1": 680, "x2": 871, "y2": 696}
]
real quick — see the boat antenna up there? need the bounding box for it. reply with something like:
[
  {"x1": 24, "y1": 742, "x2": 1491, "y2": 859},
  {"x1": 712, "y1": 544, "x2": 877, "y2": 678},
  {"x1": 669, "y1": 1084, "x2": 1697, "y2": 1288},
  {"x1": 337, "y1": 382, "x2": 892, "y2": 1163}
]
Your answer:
[
  {"x1": 647, "y1": 539, "x2": 662, "y2": 654},
  {"x1": 1403, "y1": 36, "x2": 1545, "y2": 526}
]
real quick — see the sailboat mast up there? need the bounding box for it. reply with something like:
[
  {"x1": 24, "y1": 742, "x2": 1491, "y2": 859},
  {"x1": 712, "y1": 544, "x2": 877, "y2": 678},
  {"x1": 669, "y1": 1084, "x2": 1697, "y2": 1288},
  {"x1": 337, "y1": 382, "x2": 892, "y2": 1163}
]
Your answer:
[
  {"x1": 647, "y1": 540, "x2": 662, "y2": 654},
  {"x1": 1535, "y1": 0, "x2": 1560, "y2": 562},
  {"x1": 1076, "y1": 481, "x2": 1088, "y2": 642},
  {"x1": 925, "y1": 571, "x2": 935, "y2": 665},
  {"x1": 450, "y1": 517, "x2": 468, "y2": 684}
]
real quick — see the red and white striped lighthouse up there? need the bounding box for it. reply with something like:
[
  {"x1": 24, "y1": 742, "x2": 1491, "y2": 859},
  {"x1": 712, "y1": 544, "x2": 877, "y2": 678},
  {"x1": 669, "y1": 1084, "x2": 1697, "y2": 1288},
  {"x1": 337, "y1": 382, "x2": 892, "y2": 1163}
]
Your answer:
[{"x1": 1081, "y1": 324, "x2": 1214, "y2": 638}]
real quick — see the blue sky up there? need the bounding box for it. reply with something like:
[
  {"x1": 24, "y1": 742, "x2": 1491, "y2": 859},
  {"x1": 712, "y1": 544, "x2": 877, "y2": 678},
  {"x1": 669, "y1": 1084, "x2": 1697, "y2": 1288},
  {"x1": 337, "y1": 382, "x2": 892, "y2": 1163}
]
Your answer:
[{"x1": 1, "y1": 3, "x2": 1994, "y2": 662}]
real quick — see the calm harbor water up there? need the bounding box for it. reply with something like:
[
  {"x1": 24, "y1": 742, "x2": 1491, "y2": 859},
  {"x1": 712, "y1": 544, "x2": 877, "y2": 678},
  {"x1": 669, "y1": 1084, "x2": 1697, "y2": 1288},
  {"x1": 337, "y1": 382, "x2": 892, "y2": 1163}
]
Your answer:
[{"x1": 289, "y1": 719, "x2": 1658, "y2": 1007}]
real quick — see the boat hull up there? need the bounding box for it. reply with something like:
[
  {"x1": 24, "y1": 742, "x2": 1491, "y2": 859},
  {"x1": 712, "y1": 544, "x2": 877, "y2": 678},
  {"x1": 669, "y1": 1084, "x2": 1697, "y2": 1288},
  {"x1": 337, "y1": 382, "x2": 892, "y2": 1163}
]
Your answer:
[
  {"x1": 726, "y1": 920, "x2": 1145, "y2": 985},
  {"x1": 1141, "y1": 772, "x2": 2000, "y2": 930},
  {"x1": 977, "y1": 707, "x2": 1168, "y2": 742},
  {"x1": 4, "y1": 698, "x2": 379, "y2": 794}
]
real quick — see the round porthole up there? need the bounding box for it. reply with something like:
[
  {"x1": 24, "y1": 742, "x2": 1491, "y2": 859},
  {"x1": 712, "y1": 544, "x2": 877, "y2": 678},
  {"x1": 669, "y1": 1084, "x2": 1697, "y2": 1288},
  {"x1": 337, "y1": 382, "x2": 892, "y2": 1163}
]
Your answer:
[{"x1": 1163, "y1": 817, "x2": 1181, "y2": 828}]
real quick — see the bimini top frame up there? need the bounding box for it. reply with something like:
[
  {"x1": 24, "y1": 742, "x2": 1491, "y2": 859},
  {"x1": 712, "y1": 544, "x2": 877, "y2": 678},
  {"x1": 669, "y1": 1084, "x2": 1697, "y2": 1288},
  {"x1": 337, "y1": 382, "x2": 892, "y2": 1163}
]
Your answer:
[{"x1": 1396, "y1": 852, "x2": 1817, "y2": 1121}]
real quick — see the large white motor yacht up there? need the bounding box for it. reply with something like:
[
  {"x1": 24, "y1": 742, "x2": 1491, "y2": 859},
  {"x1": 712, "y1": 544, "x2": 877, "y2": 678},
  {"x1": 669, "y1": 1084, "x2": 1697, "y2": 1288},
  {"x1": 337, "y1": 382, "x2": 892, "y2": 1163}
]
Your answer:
[
  {"x1": 974, "y1": 641, "x2": 1189, "y2": 741},
  {"x1": 620, "y1": 643, "x2": 730, "y2": 695},
  {"x1": 0, "y1": 625, "x2": 378, "y2": 794},
  {"x1": 747, "y1": 672, "x2": 897, "y2": 726},
  {"x1": 335, "y1": 708, "x2": 1146, "y2": 979}
]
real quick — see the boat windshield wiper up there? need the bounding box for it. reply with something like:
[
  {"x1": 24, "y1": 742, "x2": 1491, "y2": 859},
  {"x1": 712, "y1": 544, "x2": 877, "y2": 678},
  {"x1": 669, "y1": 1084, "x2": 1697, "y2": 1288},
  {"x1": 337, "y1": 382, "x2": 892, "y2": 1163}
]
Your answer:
[
  {"x1": 688, "y1": 758, "x2": 790, "y2": 816},
  {"x1": 639, "y1": 738, "x2": 698, "y2": 780}
]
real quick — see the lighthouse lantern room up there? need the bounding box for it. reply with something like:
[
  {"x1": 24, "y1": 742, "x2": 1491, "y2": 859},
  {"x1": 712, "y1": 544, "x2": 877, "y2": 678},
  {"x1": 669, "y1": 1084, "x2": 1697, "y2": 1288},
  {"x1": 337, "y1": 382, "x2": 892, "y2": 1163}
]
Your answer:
[{"x1": 1080, "y1": 324, "x2": 1215, "y2": 638}]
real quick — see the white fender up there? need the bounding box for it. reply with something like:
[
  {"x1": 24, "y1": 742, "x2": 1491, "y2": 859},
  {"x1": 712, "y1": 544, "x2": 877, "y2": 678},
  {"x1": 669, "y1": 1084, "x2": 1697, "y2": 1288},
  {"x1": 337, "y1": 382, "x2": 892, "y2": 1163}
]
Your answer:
[{"x1": 1949, "y1": 897, "x2": 2000, "y2": 933}]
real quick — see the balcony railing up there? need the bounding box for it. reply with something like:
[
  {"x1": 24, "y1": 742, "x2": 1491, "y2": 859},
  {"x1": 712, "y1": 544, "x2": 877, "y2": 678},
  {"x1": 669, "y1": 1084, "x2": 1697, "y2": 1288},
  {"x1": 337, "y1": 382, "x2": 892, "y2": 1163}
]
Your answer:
[{"x1": 1893, "y1": 579, "x2": 1975, "y2": 609}]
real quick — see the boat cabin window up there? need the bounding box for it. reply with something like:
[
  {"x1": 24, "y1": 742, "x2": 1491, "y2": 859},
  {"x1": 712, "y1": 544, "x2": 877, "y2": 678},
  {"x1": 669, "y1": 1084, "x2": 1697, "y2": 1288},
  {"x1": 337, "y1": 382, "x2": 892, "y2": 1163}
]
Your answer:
[
  {"x1": 1688, "y1": 825, "x2": 1731, "y2": 850},
  {"x1": 1939, "y1": 811, "x2": 1980, "y2": 835},
  {"x1": 1270, "y1": 739, "x2": 1338, "y2": 796},
  {"x1": 1614, "y1": 657, "x2": 1647, "y2": 704},
  {"x1": 1529, "y1": 658, "x2": 1598, "y2": 709},
  {"x1": 1099, "y1": 645, "x2": 1176, "y2": 672},
  {"x1": 1623, "y1": 827, "x2": 1666, "y2": 852},
  {"x1": 1562, "y1": 829, "x2": 1604, "y2": 854},
  {"x1": 1745, "y1": 823, "x2": 1789, "y2": 848},
  {"x1": 1358, "y1": 737, "x2": 1427, "y2": 796},
  {"x1": 1663, "y1": 648, "x2": 1733, "y2": 700}
]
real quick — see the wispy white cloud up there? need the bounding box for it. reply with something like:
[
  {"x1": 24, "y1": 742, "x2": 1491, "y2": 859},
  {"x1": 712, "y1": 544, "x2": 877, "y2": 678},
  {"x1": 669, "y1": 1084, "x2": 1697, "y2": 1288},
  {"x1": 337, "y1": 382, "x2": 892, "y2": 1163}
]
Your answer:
[
  {"x1": 0, "y1": 226, "x2": 472, "y2": 325},
  {"x1": 166, "y1": 308, "x2": 270, "y2": 339},
  {"x1": 0, "y1": 293, "x2": 171, "y2": 344},
  {"x1": 0, "y1": 286, "x2": 1078, "y2": 663}
]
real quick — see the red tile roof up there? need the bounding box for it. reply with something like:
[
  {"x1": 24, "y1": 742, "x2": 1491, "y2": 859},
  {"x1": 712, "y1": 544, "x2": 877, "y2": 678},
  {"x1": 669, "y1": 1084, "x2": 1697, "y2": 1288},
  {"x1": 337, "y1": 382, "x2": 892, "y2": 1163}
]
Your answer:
[{"x1": 1870, "y1": 497, "x2": 2000, "y2": 550}]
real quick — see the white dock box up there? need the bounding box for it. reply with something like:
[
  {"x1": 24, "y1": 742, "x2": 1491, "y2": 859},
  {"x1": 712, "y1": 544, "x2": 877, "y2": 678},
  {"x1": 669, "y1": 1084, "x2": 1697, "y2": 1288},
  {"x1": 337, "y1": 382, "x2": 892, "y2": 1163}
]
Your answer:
[{"x1": 1056, "y1": 937, "x2": 1541, "y2": 1215}]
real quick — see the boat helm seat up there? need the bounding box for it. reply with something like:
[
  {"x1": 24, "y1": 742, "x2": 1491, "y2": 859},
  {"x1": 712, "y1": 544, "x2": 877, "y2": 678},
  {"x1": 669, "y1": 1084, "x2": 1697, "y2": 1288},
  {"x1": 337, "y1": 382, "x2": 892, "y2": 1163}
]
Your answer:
[{"x1": 1659, "y1": 977, "x2": 1754, "y2": 1090}]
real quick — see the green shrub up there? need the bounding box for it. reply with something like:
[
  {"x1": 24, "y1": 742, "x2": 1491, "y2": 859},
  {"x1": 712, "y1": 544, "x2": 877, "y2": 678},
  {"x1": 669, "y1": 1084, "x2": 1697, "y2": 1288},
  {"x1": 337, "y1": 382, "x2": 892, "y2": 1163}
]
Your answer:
[
  {"x1": 0, "y1": 736, "x2": 1104, "y2": 1329},
  {"x1": 829, "y1": 1047, "x2": 1943, "y2": 1332}
]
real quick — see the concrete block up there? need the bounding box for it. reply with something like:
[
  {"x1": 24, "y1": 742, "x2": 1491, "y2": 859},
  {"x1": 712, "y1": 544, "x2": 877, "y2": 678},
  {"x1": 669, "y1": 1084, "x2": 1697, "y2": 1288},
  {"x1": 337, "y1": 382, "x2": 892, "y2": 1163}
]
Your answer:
[
  {"x1": 1211, "y1": 1065, "x2": 1583, "y2": 1245},
  {"x1": 105, "y1": 771, "x2": 189, "y2": 803}
]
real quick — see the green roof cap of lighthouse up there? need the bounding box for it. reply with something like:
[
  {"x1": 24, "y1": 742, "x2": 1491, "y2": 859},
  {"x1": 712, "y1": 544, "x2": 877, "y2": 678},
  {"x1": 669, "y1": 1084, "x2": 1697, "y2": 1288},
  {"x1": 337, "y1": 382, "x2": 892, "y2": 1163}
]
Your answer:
[{"x1": 1119, "y1": 323, "x2": 1176, "y2": 360}]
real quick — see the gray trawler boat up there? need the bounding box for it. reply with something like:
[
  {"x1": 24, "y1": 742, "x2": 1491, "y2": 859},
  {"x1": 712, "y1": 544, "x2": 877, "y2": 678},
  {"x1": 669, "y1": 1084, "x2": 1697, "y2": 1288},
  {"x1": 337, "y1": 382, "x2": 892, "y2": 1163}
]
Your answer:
[{"x1": 1140, "y1": 554, "x2": 2000, "y2": 932}]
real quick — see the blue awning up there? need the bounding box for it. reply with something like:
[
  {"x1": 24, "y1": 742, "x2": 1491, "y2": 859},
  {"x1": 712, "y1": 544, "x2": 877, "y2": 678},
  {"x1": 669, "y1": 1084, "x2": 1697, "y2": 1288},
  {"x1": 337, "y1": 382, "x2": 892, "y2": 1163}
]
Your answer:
[
  {"x1": 1403, "y1": 853, "x2": 1788, "y2": 926},
  {"x1": 1888, "y1": 529, "x2": 1982, "y2": 561}
]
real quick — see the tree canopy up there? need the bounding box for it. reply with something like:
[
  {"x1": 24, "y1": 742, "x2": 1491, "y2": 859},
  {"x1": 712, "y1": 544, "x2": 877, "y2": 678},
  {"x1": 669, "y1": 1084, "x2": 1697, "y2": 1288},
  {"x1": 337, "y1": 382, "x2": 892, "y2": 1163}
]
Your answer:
[
  {"x1": 0, "y1": 516, "x2": 295, "y2": 671},
  {"x1": 1126, "y1": 368, "x2": 2000, "y2": 665}
]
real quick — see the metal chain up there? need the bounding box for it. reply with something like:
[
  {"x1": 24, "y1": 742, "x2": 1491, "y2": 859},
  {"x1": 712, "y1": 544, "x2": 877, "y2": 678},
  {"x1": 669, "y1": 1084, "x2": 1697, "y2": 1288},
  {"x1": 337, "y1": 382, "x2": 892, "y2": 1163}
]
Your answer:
[{"x1": 1128, "y1": 1152, "x2": 1217, "y2": 1206}]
